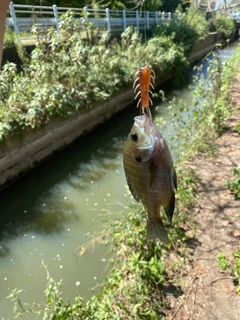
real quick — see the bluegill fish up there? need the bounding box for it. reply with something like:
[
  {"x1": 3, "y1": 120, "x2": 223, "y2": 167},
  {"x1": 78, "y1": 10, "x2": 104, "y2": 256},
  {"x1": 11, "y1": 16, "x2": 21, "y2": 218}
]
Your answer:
[{"x1": 123, "y1": 112, "x2": 177, "y2": 243}]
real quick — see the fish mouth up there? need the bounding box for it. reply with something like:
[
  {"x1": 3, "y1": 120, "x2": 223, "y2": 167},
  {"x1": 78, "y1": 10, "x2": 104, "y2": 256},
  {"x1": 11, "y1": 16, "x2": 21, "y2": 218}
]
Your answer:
[{"x1": 134, "y1": 112, "x2": 153, "y2": 131}]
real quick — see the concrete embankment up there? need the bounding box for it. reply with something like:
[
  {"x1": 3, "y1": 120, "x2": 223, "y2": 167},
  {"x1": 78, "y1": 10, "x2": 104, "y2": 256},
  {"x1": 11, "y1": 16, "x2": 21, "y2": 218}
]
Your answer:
[{"x1": 0, "y1": 32, "x2": 233, "y2": 189}]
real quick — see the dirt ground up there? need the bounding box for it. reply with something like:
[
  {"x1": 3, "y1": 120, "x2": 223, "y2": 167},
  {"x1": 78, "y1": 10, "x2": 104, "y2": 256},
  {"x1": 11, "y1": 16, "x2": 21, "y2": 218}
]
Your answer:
[{"x1": 166, "y1": 74, "x2": 240, "y2": 319}]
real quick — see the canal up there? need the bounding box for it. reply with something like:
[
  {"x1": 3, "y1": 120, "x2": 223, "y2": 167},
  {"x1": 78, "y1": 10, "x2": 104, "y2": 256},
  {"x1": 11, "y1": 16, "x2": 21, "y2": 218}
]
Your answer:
[{"x1": 0, "y1": 43, "x2": 237, "y2": 319}]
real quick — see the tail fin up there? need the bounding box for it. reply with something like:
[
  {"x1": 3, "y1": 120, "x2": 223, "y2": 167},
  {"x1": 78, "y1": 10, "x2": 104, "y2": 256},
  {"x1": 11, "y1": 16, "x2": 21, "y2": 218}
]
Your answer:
[{"x1": 147, "y1": 218, "x2": 169, "y2": 244}]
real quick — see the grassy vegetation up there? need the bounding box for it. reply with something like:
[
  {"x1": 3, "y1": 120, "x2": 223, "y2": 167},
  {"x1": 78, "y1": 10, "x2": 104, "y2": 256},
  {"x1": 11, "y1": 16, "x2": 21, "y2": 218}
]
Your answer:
[
  {"x1": 210, "y1": 14, "x2": 236, "y2": 39},
  {"x1": 226, "y1": 168, "x2": 240, "y2": 199},
  {"x1": 1, "y1": 9, "x2": 236, "y2": 143},
  {"x1": 7, "y1": 23, "x2": 240, "y2": 320},
  {"x1": 154, "y1": 7, "x2": 210, "y2": 55},
  {"x1": 1, "y1": 10, "x2": 187, "y2": 141},
  {"x1": 3, "y1": 26, "x2": 17, "y2": 49},
  {"x1": 217, "y1": 250, "x2": 240, "y2": 294}
]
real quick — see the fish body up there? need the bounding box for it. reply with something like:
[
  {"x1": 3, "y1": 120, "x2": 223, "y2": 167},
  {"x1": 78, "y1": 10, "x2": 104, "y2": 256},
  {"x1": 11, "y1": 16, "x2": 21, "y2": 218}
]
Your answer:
[{"x1": 123, "y1": 112, "x2": 177, "y2": 243}]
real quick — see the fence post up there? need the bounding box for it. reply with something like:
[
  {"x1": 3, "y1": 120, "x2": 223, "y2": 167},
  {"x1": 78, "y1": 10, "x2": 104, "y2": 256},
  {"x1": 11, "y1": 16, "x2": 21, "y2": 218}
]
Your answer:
[
  {"x1": 83, "y1": 6, "x2": 88, "y2": 21},
  {"x1": 9, "y1": 1, "x2": 19, "y2": 35},
  {"x1": 146, "y1": 11, "x2": 149, "y2": 29},
  {"x1": 155, "y1": 11, "x2": 158, "y2": 24},
  {"x1": 52, "y1": 5, "x2": 60, "y2": 36},
  {"x1": 123, "y1": 9, "x2": 126, "y2": 30},
  {"x1": 105, "y1": 8, "x2": 110, "y2": 31},
  {"x1": 161, "y1": 11, "x2": 165, "y2": 21},
  {"x1": 136, "y1": 10, "x2": 139, "y2": 30},
  {"x1": 168, "y1": 12, "x2": 171, "y2": 20}
]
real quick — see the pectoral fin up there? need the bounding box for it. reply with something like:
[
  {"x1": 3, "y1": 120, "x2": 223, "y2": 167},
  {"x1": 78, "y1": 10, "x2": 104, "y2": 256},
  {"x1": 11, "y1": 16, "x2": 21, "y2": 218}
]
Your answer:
[{"x1": 126, "y1": 176, "x2": 140, "y2": 202}]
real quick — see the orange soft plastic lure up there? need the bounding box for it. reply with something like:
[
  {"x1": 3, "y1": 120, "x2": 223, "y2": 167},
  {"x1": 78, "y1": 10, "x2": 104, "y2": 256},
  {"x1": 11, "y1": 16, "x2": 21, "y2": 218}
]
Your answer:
[{"x1": 133, "y1": 66, "x2": 155, "y2": 114}]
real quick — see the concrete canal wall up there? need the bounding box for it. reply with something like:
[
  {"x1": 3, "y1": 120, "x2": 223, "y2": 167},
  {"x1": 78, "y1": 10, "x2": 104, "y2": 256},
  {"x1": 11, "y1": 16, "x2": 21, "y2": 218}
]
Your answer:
[
  {"x1": 188, "y1": 31, "x2": 226, "y2": 65},
  {"x1": 0, "y1": 32, "x2": 231, "y2": 189}
]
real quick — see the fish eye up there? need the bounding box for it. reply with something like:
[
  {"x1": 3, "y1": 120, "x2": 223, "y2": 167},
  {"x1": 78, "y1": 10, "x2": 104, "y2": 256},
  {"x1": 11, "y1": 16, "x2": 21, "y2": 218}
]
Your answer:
[
  {"x1": 131, "y1": 132, "x2": 138, "y2": 142},
  {"x1": 135, "y1": 156, "x2": 142, "y2": 162}
]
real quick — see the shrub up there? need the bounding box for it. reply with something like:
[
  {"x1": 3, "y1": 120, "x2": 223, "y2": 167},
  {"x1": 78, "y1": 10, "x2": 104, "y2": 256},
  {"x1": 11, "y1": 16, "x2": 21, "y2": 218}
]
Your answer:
[
  {"x1": 226, "y1": 168, "x2": 240, "y2": 199},
  {"x1": 0, "y1": 11, "x2": 190, "y2": 141},
  {"x1": 154, "y1": 6, "x2": 209, "y2": 55},
  {"x1": 211, "y1": 14, "x2": 236, "y2": 39}
]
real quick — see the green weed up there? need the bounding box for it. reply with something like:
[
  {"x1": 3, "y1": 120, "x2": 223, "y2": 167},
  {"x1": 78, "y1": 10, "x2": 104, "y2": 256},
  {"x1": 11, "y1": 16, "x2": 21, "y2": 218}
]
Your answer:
[
  {"x1": 211, "y1": 14, "x2": 236, "y2": 39},
  {"x1": 217, "y1": 251, "x2": 240, "y2": 295},
  {"x1": 217, "y1": 252, "x2": 228, "y2": 271},
  {"x1": 154, "y1": 7, "x2": 209, "y2": 56},
  {"x1": 3, "y1": 26, "x2": 16, "y2": 49},
  {"x1": 233, "y1": 251, "x2": 240, "y2": 294},
  {"x1": 226, "y1": 168, "x2": 240, "y2": 199}
]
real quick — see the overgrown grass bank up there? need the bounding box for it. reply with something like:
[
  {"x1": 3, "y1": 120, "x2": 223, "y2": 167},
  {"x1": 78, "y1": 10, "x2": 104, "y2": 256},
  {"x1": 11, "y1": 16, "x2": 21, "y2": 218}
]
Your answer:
[
  {"x1": 8, "y1": 32, "x2": 240, "y2": 320},
  {"x1": 1, "y1": 9, "x2": 235, "y2": 142}
]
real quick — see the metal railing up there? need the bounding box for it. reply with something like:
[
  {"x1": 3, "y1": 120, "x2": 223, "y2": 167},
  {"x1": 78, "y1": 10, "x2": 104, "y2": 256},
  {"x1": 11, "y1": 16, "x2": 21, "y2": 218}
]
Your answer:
[{"x1": 6, "y1": 2, "x2": 175, "y2": 36}]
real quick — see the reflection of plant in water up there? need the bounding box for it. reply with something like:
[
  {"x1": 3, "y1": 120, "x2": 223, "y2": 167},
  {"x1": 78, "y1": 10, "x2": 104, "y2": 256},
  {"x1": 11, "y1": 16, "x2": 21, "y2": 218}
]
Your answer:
[
  {"x1": 33, "y1": 192, "x2": 78, "y2": 234},
  {"x1": 0, "y1": 245, "x2": 10, "y2": 258}
]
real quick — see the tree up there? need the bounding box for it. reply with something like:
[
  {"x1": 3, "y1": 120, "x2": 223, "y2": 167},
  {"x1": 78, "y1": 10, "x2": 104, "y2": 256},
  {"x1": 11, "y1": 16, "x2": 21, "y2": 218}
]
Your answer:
[
  {"x1": 160, "y1": 0, "x2": 186, "y2": 12},
  {"x1": 127, "y1": 0, "x2": 186, "y2": 11},
  {"x1": 191, "y1": 0, "x2": 240, "y2": 12}
]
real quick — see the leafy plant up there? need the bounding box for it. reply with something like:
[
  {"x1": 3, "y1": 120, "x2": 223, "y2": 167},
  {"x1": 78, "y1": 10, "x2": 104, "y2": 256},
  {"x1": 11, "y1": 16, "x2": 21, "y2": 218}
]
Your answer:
[
  {"x1": 154, "y1": 6, "x2": 209, "y2": 55},
  {"x1": 217, "y1": 252, "x2": 228, "y2": 271},
  {"x1": 233, "y1": 251, "x2": 240, "y2": 294},
  {"x1": 3, "y1": 25, "x2": 16, "y2": 49},
  {"x1": 226, "y1": 168, "x2": 240, "y2": 199},
  {"x1": 185, "y1": 7, "x2": 209, "y2": 41},
  {"x1": 8, "y1": 263, "x2": 86, "y2": 319},
  {"x1": 0, "y1": 11, "x2": 192, "y2": 142},
  {"x1": 3, "y1": 25, "x2": 27, "y2": 65},
  {"x1": 211, "y1": 14, "x2": 236, "y2": 39},
  {"x1": 217, "y1": 251, "x2": 240, "y2": 295}
]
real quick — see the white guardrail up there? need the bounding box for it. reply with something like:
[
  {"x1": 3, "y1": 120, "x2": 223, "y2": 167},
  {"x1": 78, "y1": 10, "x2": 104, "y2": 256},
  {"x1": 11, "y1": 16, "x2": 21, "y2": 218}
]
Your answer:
[{"x1": 6, "y1": 2, "x2": 176, "y2": 36}]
